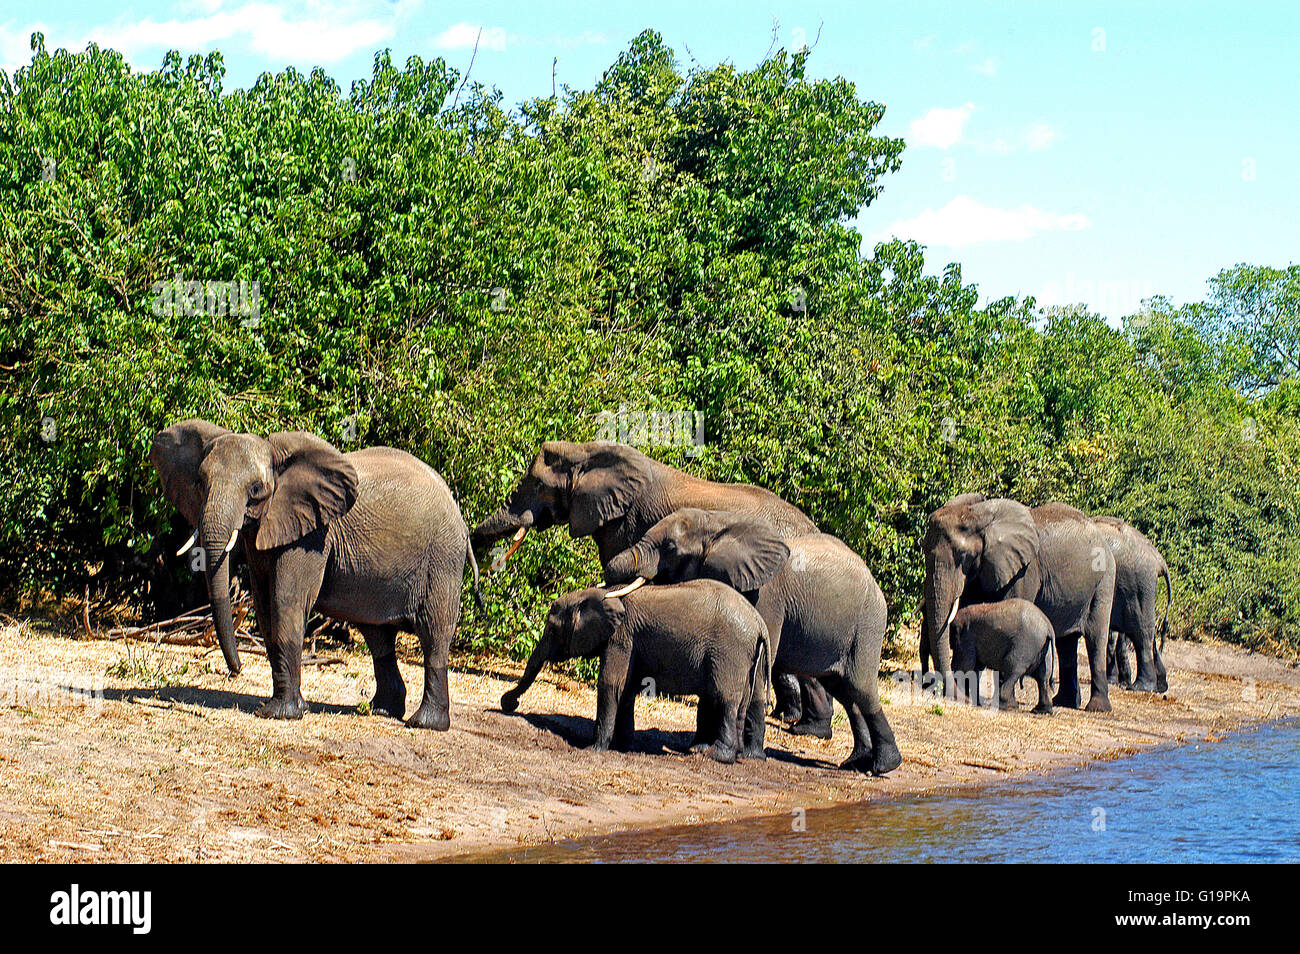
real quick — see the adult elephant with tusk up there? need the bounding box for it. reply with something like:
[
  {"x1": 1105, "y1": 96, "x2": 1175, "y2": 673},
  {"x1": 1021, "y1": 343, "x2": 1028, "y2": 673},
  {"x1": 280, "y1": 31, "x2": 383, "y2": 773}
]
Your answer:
[
  {"x1": 471, "y1": 440, "x2": 834, "y2": 733},
  {"x1": 150, "y1": 420, "x2": 479, "y2": 727},
  {"x1": 922, "y1": 497, "x2": 1117, "y2": 712}
]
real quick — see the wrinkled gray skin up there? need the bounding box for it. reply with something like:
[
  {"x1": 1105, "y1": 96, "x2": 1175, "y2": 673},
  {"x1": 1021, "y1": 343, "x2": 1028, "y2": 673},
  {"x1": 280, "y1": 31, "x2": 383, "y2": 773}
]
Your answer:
[
  {"x1": 151, "y1": 420, "x2": 477, "y2": 728},
  {"x1": 500, "y1": 581, "x2": 770, "y2": 764},
  {"x1": 1093, "y1": 516, "x2": 1172, "y2": 693},
  {"x1": 605, "y1": 509, "x2": 902, "y2": 776},
  {"x1": 950, "y1": 599, "x2": 1055, "y2": 713},
  {"x1": 473, "y1": 440, "x2": 827, "y2": 727},
  {"x1": 923, "y1": 498, "x2": 1116, "y2": 712}
]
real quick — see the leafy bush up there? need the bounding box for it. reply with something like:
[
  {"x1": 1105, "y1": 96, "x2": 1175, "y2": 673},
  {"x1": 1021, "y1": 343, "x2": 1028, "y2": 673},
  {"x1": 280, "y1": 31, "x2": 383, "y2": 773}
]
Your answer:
[{"x1": 0, "y1": 31, "x2": 1295, "y2": 660}]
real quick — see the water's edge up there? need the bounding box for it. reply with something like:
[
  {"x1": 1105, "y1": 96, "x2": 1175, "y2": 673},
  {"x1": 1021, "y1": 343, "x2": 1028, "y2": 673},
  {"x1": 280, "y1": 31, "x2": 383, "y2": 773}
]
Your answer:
[{"x1": 448, "y1": 716, "x2": 1299, "y2": 863}]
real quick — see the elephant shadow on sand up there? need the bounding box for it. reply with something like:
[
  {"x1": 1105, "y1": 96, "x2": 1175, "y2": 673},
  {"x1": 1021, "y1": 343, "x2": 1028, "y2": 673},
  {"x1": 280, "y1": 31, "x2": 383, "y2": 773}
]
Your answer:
[
  {"x1": 101, "y1": 685, "x2": 358, "y2": 717},
  {"x1": 502, "y1": 707, "x2": 838, "y2": 771}
]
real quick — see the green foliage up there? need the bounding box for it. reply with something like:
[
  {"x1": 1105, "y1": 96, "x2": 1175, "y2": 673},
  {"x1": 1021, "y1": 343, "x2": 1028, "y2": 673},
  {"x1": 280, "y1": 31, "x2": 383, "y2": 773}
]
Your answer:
[{"x1": 0, "y1": 31, "x2": 1296, "y2": 661}]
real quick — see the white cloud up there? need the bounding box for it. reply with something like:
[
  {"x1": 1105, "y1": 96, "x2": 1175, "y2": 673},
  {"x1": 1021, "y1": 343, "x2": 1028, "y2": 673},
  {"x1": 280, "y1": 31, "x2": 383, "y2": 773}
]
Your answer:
[
  {"x1": 5, "y1": 2, "x2": 420, "y2": 69},
  {"x1": 971, "y1": 56, "x2": 997, "y2": 76},
  {"x1": 871, "y1": 195, "x2": 1091, "y2": 248},
  {"x1": 908, "y1": 103, "x2": 975, "y2": 149},
  {"x1": 433, "y1": 23, "x2": 507, "y2": 52},
  {"x1": 1025, "y1": 121, "x2": 1058, "y2": 151}
]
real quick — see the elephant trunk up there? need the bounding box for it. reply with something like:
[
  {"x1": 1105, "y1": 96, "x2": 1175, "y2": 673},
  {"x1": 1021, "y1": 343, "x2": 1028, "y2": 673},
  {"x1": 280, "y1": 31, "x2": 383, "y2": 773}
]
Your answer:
[
  {"x1": 604, "y1": 542, "x2": 659, "y2": 586},
  {"x1": 473, "y1": 507, "x2": 527, "y2": 547},
  {"x1": 924, "y1": 558, "x2": 963, "y2": 687},
  {"x1": 500, "y1": 633, "x2": 552, "y2": 712},
  {"x1": 201, "y1": 491, "x2": 243, "y2": 676}
]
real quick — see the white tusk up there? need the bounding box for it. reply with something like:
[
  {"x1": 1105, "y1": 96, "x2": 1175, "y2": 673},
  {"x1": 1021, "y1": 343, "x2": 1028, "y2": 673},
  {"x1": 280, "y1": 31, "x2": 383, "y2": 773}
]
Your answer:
[
  {"x1": 224, "y1": 528, "x2": 239, "y2": 553},
  {"x1": 605, "y1": 576, "x2": 647, "y2": 599},
  {"x1": 175, "y1": 530, "x2": 198, "y2": 557},
  {"x1": 945, "y1": 597, "x2": 961, "y2": 628},
  {"x1": 489, "y1": 527, "x2": 528, "y2": 572}
]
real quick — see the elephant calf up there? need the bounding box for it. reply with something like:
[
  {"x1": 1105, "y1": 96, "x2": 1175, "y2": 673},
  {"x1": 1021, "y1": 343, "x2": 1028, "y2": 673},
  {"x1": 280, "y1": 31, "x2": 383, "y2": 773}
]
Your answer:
[
  {"x1": 949, "y1": 599, "x2": 1055, "y2": 714},
  {"x1": 500, "y1": 580, "x2": 770, "y2": 764}
]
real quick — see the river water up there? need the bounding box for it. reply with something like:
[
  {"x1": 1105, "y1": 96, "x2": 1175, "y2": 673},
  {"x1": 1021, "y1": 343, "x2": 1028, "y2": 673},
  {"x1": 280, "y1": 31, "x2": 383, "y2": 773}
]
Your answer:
[{"x1": 467, "y1": 719, "x2": 1299, "y2": 863}]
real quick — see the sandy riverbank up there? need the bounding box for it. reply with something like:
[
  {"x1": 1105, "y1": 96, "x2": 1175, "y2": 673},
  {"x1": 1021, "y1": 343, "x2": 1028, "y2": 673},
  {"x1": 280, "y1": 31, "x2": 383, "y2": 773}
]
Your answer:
[{"x1": 1, "y1": 619, "x2": 1297, "y2": 862}]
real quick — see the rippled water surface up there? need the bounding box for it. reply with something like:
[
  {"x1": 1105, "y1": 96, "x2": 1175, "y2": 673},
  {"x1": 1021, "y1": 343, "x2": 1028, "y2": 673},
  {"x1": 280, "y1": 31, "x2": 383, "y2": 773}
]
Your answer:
[{"x1": 468, "y1": 719, "x2": 1300, "y2": 863}]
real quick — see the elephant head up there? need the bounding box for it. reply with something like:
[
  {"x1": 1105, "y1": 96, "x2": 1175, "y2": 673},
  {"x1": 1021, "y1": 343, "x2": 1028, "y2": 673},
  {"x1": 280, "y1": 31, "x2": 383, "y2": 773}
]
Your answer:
[
  {"x1": 604, "y1": 508, "x2": 790, "y2": 594},
  {"x1": 922, "y1": 497, "x2": 1039, "y2": 683},
  {"x1": 500, "y1": 586, "x2": 629, "y2": 712},
  {"x1": 473, "y1": 441, "x2": 651, "y2": 570},
  {"x1": 150, "y1": 421, "x2": 358, "y2": 675}
]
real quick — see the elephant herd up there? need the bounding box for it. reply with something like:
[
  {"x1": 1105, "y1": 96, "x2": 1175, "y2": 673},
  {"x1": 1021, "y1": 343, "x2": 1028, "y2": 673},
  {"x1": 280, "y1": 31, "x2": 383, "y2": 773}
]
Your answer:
[{"x1": 148, "y1": 422, "x2": 1171, "y2": 778}]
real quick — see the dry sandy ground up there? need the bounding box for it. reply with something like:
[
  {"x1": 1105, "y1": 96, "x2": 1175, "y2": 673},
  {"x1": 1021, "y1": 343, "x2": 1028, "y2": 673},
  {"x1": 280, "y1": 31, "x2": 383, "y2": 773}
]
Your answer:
[{"x1": 1, "y1": 620, "x2": 1297, "y2": 863}]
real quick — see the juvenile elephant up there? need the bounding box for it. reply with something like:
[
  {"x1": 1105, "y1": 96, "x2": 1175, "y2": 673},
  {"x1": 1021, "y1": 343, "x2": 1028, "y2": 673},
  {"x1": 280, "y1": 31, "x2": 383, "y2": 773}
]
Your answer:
[
  {"x1": 923, "y1": 498, "x2": 1116, "y2": 712},
  {"x1": 1093, "y1": 516, "x2": 1172, "y2": 693},
  {"x1": 150, "y1": 420, "x2": 478, "y2": 728},
  {"x1": 949, "y1": 599, "x2": 1055, "y2": 713},
  {"x1": 500, "y1": 580, "x2": 770, "y2": 764},
  {"x1": 472, "y1": 440, "x2": 832, "y2": 734},
  {"x1": 604, "y1": 509, "x2": 902, "y2": 776}
]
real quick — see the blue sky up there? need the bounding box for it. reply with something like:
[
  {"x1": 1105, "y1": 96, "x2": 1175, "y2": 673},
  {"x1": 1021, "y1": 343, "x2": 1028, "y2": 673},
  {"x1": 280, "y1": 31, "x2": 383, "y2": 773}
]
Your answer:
[{"x1": 3, "y1": 0, "x2": 1297, "y2": 319}]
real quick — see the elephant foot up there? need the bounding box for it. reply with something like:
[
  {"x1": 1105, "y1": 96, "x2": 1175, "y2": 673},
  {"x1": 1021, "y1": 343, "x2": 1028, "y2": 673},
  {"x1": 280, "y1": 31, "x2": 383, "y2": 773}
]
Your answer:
[
  {"x1": 1084, "y1": 694, "x2": 1112, "y2": 713},
  {"x1": 839, "y1": 747, "x2": 873, "y2": 773},
  {"x1": 371, "y1": 692, "x2": 406, "y2": 719},
  {"x1": 1126, "y1": 677, "x2": 1158, "y2": 693},
  {"x1": 740, "y1": 743, "x2": 767, "y2": 761},
  {"x1": 405, "y1": 703, "x2": 450, "y2": 731},
  {"x1": 499, "y1": 692, "x2": 520, "y2": 713},
  {"x1": 588, "y1": 739, "x2": 610, "y2": 753},
  {"x1": 255, "y1": 696, "x2": 304, "y2": 720},
  {"x1": 871, "y1": 743, "x2": 902, "y2": 777},
  {"x1": 688, "y1": 740, "x2": 710, "y2": 753},
  {"x1": 997, "y1": 700, "x2": 1021, "y2": 711},
  {"x1": 786, "y1": 719, "x2": 833, "y2": 740},
  {"x1": 1031, "y1": 702, "x2": 1054, "y2": 715},
  {"x1": 770, "y1": 702, "x2": 801, "y2": 723},
  {"x1": 702, "y1": 742, "x2": 738, "y2": 764},
  {"x1": 1053, "y1": 689, "x2": 1082, "y2": 709},
  {"x1": 1155, "y1": 675, "x2": 1169, "y2": 693}
]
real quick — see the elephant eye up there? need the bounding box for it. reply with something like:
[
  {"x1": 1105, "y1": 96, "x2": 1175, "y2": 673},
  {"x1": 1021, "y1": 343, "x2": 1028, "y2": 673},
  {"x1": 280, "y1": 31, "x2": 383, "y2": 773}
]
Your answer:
[{"x1": 249, "y1": 480, "x2": 266, "y2": 500}]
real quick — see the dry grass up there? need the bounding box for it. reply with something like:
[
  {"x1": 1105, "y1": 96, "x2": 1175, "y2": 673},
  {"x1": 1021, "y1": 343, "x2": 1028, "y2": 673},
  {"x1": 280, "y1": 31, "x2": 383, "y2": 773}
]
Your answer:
[{"x1": 1, "y1": 618, "x2": 1297, "y2": 862}]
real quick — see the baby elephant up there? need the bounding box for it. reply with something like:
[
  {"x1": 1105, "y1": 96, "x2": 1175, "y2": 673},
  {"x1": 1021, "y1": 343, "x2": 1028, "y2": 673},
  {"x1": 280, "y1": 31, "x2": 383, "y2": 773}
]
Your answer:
[
  {"x1": 950, "y1": 599, "x2": 1055, "y2": 714},
  {"x1": 500, "y1": 579, "x2": 770, "y2": 763}
]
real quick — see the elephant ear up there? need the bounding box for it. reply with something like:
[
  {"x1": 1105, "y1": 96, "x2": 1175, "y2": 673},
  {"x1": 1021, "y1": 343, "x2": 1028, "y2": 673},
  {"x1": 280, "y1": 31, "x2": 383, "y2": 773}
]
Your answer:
[
  {"x1": 700, "y1": 516, "x2": 791, "y2": 592},
  {"x1": 149, "y1": 419, "x2": 232, "y2": 525},
  {"x1": 973, "y1": 498, "x2": 1039, "y2": 591},
  {"x1": 255, "y1": 432, "x2": 359, "y2": 550},
  {"x1": 568, "y1": 445, "x2": 651, "y2": 538}
]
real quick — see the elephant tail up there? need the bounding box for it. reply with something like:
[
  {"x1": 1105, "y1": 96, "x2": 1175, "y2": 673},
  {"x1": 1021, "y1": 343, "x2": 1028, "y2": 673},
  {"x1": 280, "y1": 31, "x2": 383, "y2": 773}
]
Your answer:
[
  {"x1": 467, "y1": 535, "x2": 484, "y2": 612},
  {"x1": 1159, "y1": 562, "x2": 1172, "y2": 650},
  {"x1": 748, "y1": 638, "x2": 769, "y2": 716}
]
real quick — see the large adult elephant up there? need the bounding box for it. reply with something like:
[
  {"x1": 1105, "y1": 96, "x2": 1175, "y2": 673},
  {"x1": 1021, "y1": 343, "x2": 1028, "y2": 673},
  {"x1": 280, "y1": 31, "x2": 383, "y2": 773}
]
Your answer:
[
  {"x1": 923, "y1": 497, "x2": 1116, "y2": 712},
  {"x1": 472, "y1": 440, "x2": 832, "y2": 731},
  {"x1": 150, "y1": 420, "x2": 477, "y2": 728},
  {"x1": 1093, "y1": 516, "x2": 1172, "y2": 693}
]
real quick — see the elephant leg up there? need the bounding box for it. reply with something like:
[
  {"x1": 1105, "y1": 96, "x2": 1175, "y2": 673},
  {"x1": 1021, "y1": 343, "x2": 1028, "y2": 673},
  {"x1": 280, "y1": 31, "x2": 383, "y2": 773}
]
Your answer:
[
  {"x1": 1116, "y1": 632, "x2": 1137, "y2": 688},
  {"x1": 1152, "y1": 640, "x2": 1169, "y2": 693},
  {"x1": 357, "y1": 623, "x2": 405, "y2": 719},
  {"x1": 1031, "y1": 649, "x2": 1054, "y2": 714},
  {"x1": 787, "y1": 676, "x2": 833, "y2": 739},
  {"x1": 997, "y1": 660, "x2": 1021, "y2": 710},
  {"x1": 1053, "y1": 631, "x2": 1083, "y2": 709},
  {"x1": 771, "y1": 671, "x2": 802, "y2": 722},
  {"x1": 702, "y1": 693, "x2": 740, "y2": 764},
  {"x1": 613, "y1": 682, "x2": 637, "y2": 752},
  {"x1": 1128, "y1": 628, "x2": 1159, "y2": 692},
  {"x1": 740, "y1": 688, "x2": 767, "y2": 761},
  {"x1": 1106, "y1": 631, "x2": 1121, "y2": 685},
  {"x1": 691, "y1": 698, "x2": 720, "y2": 752},
  {"x1": 406, "y1": 574, "x2": 461, "y2": 730},
  {"x1": 256, "y1": 552, "x2": 321, "y2": 720},
  {"x1": 820, "y1": 675, "x2": 874, "y2": 770},
  {"x1": 1083, "y1": 594, "x2": 1114, "y2": 713}
]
